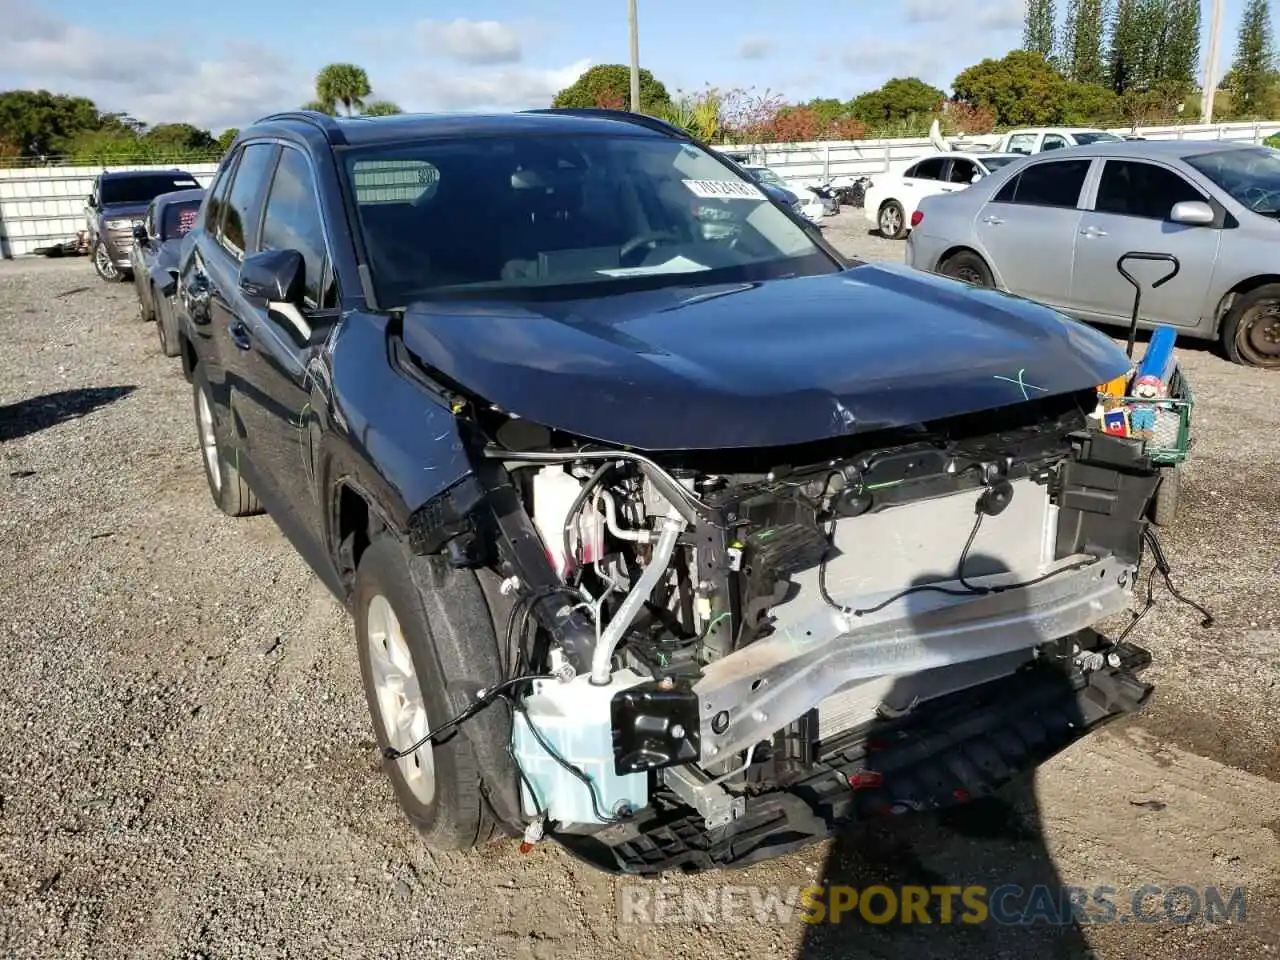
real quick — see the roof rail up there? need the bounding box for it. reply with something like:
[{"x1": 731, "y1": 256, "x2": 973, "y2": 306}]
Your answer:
[
  {"x1": 522, "y1": 107, "x2": 688, "y2": 140},
  {"x1": 252, "y1": 110, "x2": 348, "y2": 145}
]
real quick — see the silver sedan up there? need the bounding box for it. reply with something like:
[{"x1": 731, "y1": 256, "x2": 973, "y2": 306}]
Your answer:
[{"x1": 906, "y1": 140, "x2": 1280, "y2": 368}]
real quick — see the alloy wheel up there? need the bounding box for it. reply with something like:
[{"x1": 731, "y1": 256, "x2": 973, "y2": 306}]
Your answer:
[
  {"x1": 196, "y1": 385, "x2": 221, "y2": 493},
  {"x1": 366, "y1": 594, "x2": 436, "y2": 805}
]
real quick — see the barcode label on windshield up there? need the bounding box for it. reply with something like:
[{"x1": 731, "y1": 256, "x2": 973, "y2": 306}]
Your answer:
[{"x1": 682, "y1": 179, "x2": 764, "y2": 200}]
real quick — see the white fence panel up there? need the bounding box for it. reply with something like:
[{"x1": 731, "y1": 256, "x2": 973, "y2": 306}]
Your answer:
[
  {"x1": 0, "y1": 162, "x2": 219, "y2": 257},
  {"x1": 3, "y1": 119, "x2": 1280, "y2": 256}
]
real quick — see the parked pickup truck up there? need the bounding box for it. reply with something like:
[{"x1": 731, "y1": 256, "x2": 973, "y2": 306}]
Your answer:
[{"x1": 174, "y1": 106, "x2": 1165, "y2": 875}]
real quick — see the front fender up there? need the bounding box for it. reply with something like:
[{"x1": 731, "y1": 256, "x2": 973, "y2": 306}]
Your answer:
[{"x1": 320, "y1": 311, "x2": 473, "y2": 546}]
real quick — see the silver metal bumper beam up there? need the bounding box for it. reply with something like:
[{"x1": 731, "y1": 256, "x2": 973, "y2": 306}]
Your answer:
[{"x1": 693, "y1": 554, "x2": 1134, "y2": 759}]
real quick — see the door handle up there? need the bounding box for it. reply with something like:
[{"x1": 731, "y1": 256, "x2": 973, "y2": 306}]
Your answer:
[
  {"x1": 982, "y1": 215, "x2": 1004, "y2": 225},
  {"x1": 1080, "y1": 226, "x2": 1108, "y2": 237},
  {"x1": 228, "y1": 320, "x2": 252, "y2": 351}
]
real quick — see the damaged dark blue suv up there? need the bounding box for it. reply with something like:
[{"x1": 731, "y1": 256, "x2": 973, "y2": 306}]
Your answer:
[{"x1": 174, "y1": 108, "x2": 1162, "y2": 874}]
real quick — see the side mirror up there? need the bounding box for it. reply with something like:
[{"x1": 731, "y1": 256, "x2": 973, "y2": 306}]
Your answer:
[
  {"x1": 759, "y1": 183, "x2": 792, "y2": 206},
  {"x1": 1169, "y1": 200, "x2": 1215, "y2": 226},
  {"x1": 132, "y1": 224, "x2": 148, "y2": 242},
  {"x1": 87, "y1": 195, "x2": 96, "y2": 208},
  {"x1": 971, "y1": 173, "x2": 982, "y2": 183},
  {"x1": 238, "y1": 249, "x2": 312, "y2": 341}
]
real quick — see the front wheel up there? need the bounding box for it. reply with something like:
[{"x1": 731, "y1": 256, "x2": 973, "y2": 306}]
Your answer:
[
  {"x1": 878, "y1": 201, "x2": 907, "y2": 240},
  {"x1": 1221, "y1": 284, "x2": 1280, "y2": 368},
  {"x1": 156, "y1": 292, "x2": 181, "y2": 358},
  {"x1": 354, "y1": 537, "x2": 503, "y2": 850},
  {"x1": 92, "y1": 239, "x2": 124, "y2": 282}
]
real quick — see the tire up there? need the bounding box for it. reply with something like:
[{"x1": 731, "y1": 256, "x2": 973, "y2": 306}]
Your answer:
[
  {"x1": 354, "y1": 536, "x2": 506, "y2": 850},
  {"x1": 1220, "y1": 283, "x2": 1280, "y2": 369},
  {"x1": 191, "y1": 363, "x2": 261, "y2": 517},
  {"x1": 940, "y1": 250, "x2": 995, "y2": 288},
  {"x1": 137, "y1": 283, "x2": 155, "y2": 322},
  {"x1": 156, "y1": 291, "x2": 181, "y2": 358},
  {"x1": 92, "y1": 238, "x2": 125, "y2": 283},
  {"x1": 1150, "y1": 466, "x2": 1180, "y2": 527},
  {"x1": 878, "y1": 200, "x2": 907, "y2": 240}
]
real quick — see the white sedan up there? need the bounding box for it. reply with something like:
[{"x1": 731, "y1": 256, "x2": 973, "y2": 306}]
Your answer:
[{"x1": 864, "y1": 151, "x2": 1022, "y2": 239}]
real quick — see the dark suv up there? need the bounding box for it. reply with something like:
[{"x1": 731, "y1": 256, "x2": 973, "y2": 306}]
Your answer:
[
  {"x1": 85, "y1": 169, "x2": 202, "y2": 281},
  {"x1": 174, "y1": 109, "x2": 1161, "y2": 874}
]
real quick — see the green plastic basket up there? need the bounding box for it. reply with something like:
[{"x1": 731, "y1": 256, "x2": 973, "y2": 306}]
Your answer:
[{"x1": 1097, "y1": 366, "x2": 1194, "y2": 465}]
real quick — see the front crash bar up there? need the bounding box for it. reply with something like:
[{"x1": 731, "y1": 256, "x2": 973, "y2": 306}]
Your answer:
[{"x1": 693, "y1": 554, "x2": 1135, "y2": 759}]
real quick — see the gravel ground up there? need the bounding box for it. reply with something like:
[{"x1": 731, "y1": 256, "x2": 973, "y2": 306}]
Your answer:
[{"x1": 0, "y1": 220, "x2": 1277, "y2": 960}]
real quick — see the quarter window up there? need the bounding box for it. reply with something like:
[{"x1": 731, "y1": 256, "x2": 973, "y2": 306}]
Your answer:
[
  {"x1": 260, "y1": 147, "x2": 336, "y2": 309},
  {"x1": 1094, "y1": 160, "x2": 1206, "y2": 219},
  {"x1": 948, "y1": 159, "x2": 978, "y2": 183},
  {"x1": 1006, "y1": 133, "x2": 1038, "y2": 155},
  {"x1": 221, "y1": 142, "x2": 278, "y2": 260},
  {"x1": 992, "y1": 159, "x2": 1091, "y2": 208},
  {"x1": 1042, "y1": 135, "x2": 1069, "y2": 151}
]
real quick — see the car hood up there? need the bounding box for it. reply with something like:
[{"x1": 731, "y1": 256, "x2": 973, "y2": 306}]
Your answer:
[
  {"x1": 99, "y1": 203, "x2": 151, "y2": 221},
  {"x1": 399, "y1": 262, "x2": 1131, "y2": 451}
]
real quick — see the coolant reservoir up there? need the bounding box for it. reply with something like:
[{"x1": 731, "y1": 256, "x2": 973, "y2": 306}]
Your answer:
[
  {"x1": 532, "y1": 465, "x2": 603, "y2": 576},
  {"x1": 512, "y1": 669, "x2": 649, "y2": 824}
]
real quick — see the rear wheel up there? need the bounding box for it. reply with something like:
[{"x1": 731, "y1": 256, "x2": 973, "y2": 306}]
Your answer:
[
  {"x1": 191, "y1": 364, "x2": 261, "y2": 517},
  {"x1": 1150, "y1": 466, "x2": 1180, "y2": 527},
  {"x1": 138, "y1": 283, "x2": 155, "y2": 322},
  {"x1": 1221, "y1": 284, "x2": 1280, "y2": 369},
  {"x1": 878, "y1": 201, "x2": 907, "y2": 240},
  {"x1": 940, "y1": 250, "x2": 995, "y2": 288},
  {"x1": 354, "y1": 537, "x2": 504, "y2": 850}
]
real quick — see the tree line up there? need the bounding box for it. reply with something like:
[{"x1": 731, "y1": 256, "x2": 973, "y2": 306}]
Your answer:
[
  {"x1": 2, "y1": 6, "x2": 1279, "y2": 165},
  {"x1": 0, "y1": 64, "x2": 401, "y2": 164}
]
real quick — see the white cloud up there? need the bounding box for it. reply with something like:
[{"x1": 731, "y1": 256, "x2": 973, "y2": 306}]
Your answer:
[
  {"x1": 905, "y1": 0, "x2": 1024, "y2": 29},
  {"x1": 389, "y1": 60, "x2": 592, "y2": 112},
  {"x1": 414, "y1": 19, "x2": 524, "y2": 66},
  {"x1": 0, "y1": 0, "x2": 307, "y2": 131},
  {"x1": 738, "y1": 36, "x2": 775, "y2": 60}
]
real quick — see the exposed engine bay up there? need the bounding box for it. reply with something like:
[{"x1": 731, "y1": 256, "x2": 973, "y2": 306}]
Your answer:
[{"x1": 409, "y1": 384, "x2": 1176, "y2": 872}]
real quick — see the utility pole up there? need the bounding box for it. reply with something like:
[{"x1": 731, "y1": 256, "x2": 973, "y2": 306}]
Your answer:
[
  {"x1": 1202, "y1": 0, "x2": 1225, "y2": 124},
  {"x1": 628, "y1": 0, "x2": 641, "y2": 112}
]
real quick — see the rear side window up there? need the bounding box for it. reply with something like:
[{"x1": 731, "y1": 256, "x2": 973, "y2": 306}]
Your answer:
[
  {"x1": 221, "y1": 142, "x2": 279, "y2": 260},
  {"x1": 992, "y1": 159, "x2": 1091, "y2": 208},
  {"x1": 1007, "y1": 133, "x2": 1038, "y2": 155},
  {"x1": 1094, "y1": 160, "x2": 1206, "y2": 220},
  {"x1": 907, "y1": 158, "x2": 946, "y2": 180},
  {"x1": 161, "y1": 201, "x2": 203, "y2": 240},
  {"x1": 260, "y1": 148, "x2": 336, "y2": 309},
  {"x1": 1042, "y1": 135, "x2": 1069, "y2": 151}
]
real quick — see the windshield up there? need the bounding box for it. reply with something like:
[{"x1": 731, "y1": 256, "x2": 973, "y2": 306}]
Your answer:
[
  {"x1": 160, "y1": 200, "x2": 202, "y2": 240},
  {"x1": 1072, "y1": 131, "x2": 1122, "y2": 145},
  {"x1": 1185, "y1": 147, "x2": 1280, "y2": 215},
  {"x1": 343, "y1": 134, "x2": 834, "y2": 304},
  {"x1": 99, "y1": 173, "x2": 200, "y2": 206},
  {"x1": 978, "y1": 156, "x2": 1019, "y2": 171},
  {"x1": 747, "y1": 166, "x2": 787, "y2": 187}
]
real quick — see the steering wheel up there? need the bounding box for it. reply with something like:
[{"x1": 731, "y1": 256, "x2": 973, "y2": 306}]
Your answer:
[{"x1": 619, "y1": 230, "x2": 680, "y2": 265}]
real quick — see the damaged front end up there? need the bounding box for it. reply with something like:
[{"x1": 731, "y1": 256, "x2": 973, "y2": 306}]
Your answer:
[{"x1": 408, "y1": 385, "x2": 1163, "y2": 874}]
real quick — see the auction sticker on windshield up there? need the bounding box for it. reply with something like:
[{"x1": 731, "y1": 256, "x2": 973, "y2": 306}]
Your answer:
[{"x1": 683, "y1": 179, "x2": 766, "y2": 200}]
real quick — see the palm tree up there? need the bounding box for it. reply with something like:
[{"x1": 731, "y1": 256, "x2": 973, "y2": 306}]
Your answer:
[
  {"x1": 361, "y1": 100, "x2": 404, "y2": 116},
  {"x1": 314, "y1": 64, "x2": 372, "y2": 116}
]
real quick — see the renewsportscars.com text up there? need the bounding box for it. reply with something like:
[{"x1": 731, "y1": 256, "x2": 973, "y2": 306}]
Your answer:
[{"x1": 618, "y1": 883, "x2": 1248, "y2": 926}]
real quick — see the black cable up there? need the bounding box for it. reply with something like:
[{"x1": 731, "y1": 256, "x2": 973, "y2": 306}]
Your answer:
[
  {"x1": 381, "y1": 674, "x2": 554, "y2": 760},
  {"x1": 1113, "y1": 527, "x2": 1215, "y2": 645}
]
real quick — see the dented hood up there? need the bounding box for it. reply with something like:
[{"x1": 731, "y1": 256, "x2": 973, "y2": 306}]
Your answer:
[{"x1": 399, "y1": 261, "x2": 1130, "y2": 451}]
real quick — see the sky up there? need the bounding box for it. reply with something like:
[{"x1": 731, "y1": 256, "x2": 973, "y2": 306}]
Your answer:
[{"x1": 0, "y1": 0, "x2": 1268, "y2": 134}]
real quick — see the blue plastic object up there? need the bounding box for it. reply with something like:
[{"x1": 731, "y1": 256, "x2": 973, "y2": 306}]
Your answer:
[{"x1": 1137, "y1": 325, "x2": 1178, "y2": 384}]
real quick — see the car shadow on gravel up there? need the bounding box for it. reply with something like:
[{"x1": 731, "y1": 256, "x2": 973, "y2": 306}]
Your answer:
[
  {"x1": 0, "y1": 385, "x2": 136, "y2": 442},
  {"x1": 798, "y1": 557, "x2": 1096, "y2": 960}
]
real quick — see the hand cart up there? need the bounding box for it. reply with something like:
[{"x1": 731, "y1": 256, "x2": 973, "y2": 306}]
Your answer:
[{"x1": 1095, "y1": 252, "x2": 1195, "y2": 526}]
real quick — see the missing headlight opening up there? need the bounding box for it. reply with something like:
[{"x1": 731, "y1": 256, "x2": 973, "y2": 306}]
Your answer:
[{"x1": 406, "y1": 387, "x2": 1212, "y2": 872}]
